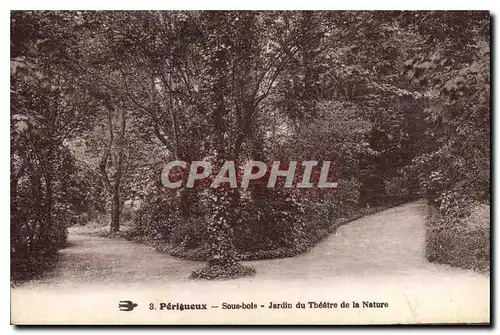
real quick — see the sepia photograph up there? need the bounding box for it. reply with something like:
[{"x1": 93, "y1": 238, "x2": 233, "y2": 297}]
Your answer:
[{"x1": 10, "y1": 9, "x2": 490, "y2": 325}]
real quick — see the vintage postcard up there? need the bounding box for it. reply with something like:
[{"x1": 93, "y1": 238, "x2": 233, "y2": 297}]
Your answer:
[{"x1": 10, "y1": 10, "x2": 490, "y2": 325}]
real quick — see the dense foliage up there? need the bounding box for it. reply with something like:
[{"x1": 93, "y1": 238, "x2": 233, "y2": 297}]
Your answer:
[
  {"x1": 11, "y1": 11, "x2": 490, "y2": 281},
  {"x1": 403, "y1": 13, "x2": 490, "y2": 271}
]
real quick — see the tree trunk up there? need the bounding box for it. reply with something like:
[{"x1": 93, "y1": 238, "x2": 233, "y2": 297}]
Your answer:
[
  {"x1": 206, "y1": 24, "x2": 237, "y2": 266},
  {"x1": 43, "y1": 168, "x2": 54, "y2": 247},
  {"x1": 110, "y1": 190, "x2": 120, "y2": 233},
  {"x1": 207, "y1": 187, "x2": 236, "y2": 266}
]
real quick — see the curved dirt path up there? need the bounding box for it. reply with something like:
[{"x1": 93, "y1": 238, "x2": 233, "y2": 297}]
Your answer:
[{"x1": 12, "y1": 200, "x2": 490, "y2": 324}]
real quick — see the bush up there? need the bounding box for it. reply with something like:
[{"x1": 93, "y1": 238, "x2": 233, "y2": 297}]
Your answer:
[
  {"x1": 190, "y1": 260, "x2": 256, "y2": 280},
  {"x1": 130, "y1": 188, "x2": 308, "y2": 261},
  {"x1": 425, "y1": 204, "x2": 490, "y2": 273},
  {"x1": 234, "y1": 188, "x2": 307, "y2": 254},
  {"x1": 11, "y1": 142, "x2": 92, "y2": 282},
  {"x1": 133, "y1": 193, "x2": 183, "y2": 245},
  {"x1": 11, "y1": 194, "x2": 72, "y2": 282},
  {"x1": 301, "y1": 178, "x2": 360, "y2": 245},
  {"x1": 11, "y1": 212, "x2": 69, "y2": 282},
  {"x1": 385, "y1": 175, "x2": 408, "y2": 198}
]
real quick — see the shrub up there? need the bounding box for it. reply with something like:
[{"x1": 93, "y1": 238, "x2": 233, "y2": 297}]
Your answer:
[
  {"x1": 234, "y1": 188, "x2": 307, "y2": 254},
  {"x1": 11, "y1": 210, "x2": 70, "y2": 282},
  {"x1": 190, "y1": 260, "x2": 256, "y2": 280},
  {"x1": 300, "y1": 178, "x2": 360, "y2": 245},
  {"x1": 131, "y1": 187, "x2": 308, "y2": 260},
  {"x1": 133, "y1": 193, "x2": 183, "y2": 245},
  {"x1": 11, "y1": 182, "x2": 73, "y2": 282},
  {"x1": 425, "y1": 204, "x2": 490, "y2": 273},
  {"x1": 385, "y1": 175, "x2": 408, "y2": 198}
]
